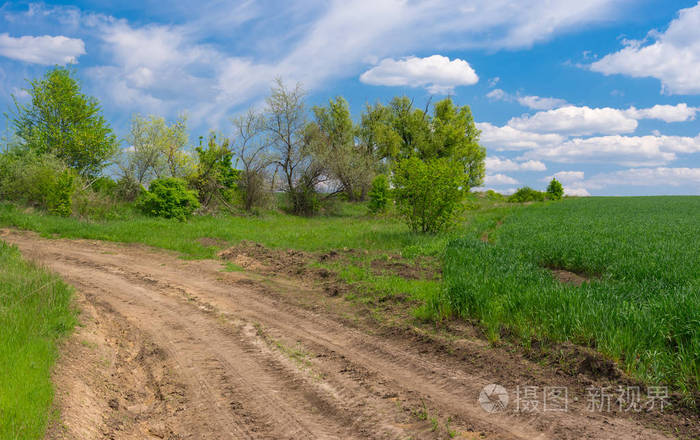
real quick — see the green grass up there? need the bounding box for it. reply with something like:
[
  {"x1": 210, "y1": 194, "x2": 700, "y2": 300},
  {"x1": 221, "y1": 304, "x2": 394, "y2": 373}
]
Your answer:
[
  {"x1": 0, "y1": 202, "x2": 451, "y2": 259},
  {"x1": 0, "y1": 241, "x2": 76, "y2": 439},
  {"x1": 432, "y1": 196, "x2": 700, "y2": 398}
]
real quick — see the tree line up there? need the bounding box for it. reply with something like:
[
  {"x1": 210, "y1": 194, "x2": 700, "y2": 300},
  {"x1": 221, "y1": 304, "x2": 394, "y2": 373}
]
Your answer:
[{"x1": 1, "y1": 67, "x2": 487, "y2": 232}]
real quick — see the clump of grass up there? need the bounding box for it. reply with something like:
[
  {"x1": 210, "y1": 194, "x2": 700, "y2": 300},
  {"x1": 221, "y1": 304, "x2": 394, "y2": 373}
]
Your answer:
[{"x1": 0, "y1": 241, "x2": 76, "y2": 439}]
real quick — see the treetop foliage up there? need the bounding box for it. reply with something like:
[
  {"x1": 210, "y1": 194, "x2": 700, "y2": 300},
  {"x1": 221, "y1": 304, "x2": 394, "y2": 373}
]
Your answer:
[{"x1": 11, "y1": 66, "x2": 118, "y2": 177}]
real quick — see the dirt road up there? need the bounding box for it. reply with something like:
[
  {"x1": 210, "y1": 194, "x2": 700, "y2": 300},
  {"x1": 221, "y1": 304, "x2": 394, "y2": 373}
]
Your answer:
[{"x1": 1, "y1": 230, "x2": 688, "y2": 439}]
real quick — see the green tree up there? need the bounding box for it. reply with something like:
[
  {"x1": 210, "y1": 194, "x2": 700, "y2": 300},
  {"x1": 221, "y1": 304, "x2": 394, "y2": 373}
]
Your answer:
[
  {"x1": 392, "y1": 157, "x2": 464, "y2": 233},
  {"x1": 11, "y1": 66, "x2": 118, "y2": 177},
  {"x1": 119, "y1": 114, "x2": 192, "y2": 185},
  {"x1": 360, "y1": 97, "x2": 485, "y2": 188},
  {"x1": 546, "y1": 178, "x2": 564, "y2": 200},
  {"x1": 313, "y1": 97, "x2": 375, "y2": 200},
  {"x1": 191, "y1": 133, "x2": 240, "y2": 211}
]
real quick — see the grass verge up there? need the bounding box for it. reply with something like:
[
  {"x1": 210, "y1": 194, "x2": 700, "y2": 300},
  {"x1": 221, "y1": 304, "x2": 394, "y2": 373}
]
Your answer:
[{"x1": 0, "y1": 240, "x2": 76, "y2": 439}]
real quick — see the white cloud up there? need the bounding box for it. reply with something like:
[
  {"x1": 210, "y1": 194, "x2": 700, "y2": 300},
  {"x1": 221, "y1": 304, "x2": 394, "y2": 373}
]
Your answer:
[
  {"x1": 586, "y1": 167, "x2": 700, "y2": 187},
  {"x1": 516, "y1": 95, "x2": 568, "y2": 110},
  {"x1": 564, "y1": 187, "x2": 591, "y2": 196},
  {"x1": 506, "y1": 103, "x2": 698, "y2": 137},
  {"x1": 477, "y1": 122, "x2": 565, "y2": 150},
  {"x1": 11, "y1": 87, "x2": 29, "y2": 99},
  {"x1": 484, "y1": 173, "x2": 519, "y2": 185},
  {"x1": 521, "y1": 133, "x2": 700, "y2": 167},
  {"x1": 486, "y1": 88, "x2": 508, "y2": 100},
  {"x1": 0, "y1": 33, "x2": 85, "y2": 64},
  {"x1": 546, "y1": 170, "x2": 585, "y2": 184},
  {"x1": 0, "y1": 1, "x2": 637, "y2": 131},
  {"x1": 485, "y1": 88, "x2": 567, "y2": 110},
  {"x1": 624, "y1": 103, "x2": 697, "y2": 122},
  {"x1": 591, "y1": 3, "x2": 700, "y2": 94},
  {"x1": 508, "y1": 105, "x2": 638, "y2": 136},
  {"x1": 486, "y1": 156, "x2": 546, "y2": 172},
  {"x1": 359, "y1": 55, "x2": 478, "y2": 94}
]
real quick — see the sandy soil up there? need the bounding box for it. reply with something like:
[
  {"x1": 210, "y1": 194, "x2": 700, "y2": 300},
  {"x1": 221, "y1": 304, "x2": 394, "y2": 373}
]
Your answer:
[{"x1": 1, "y1": 229, "x2": 693, "y2": 440}]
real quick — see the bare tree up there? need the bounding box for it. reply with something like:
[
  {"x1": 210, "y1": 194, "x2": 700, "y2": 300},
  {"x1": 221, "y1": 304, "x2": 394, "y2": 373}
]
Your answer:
[
  {"x1": 265, "y1": 78, "x2": 323, "y2": 215},
  {"x1": 232, "y1": 108, "x2": 272, "y2": 211}
]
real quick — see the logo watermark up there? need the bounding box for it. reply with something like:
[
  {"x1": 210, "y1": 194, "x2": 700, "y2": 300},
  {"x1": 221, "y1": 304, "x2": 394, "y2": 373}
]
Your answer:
[
  {"x1": 478, "y1": 384, "x2": 669, "y2": 414},
  {"x1": 478, "y1": 384, "x2": 509, "y2": 413}
]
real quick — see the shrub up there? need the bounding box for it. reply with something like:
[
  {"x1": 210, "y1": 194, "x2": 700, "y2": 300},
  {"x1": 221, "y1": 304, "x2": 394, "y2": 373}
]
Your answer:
[
  {"x1": 136, "y1": 177, "x2": 200, "y2": 220},
  {"x1": 507, "y1": 186, "x2": 545, "y2": 203},
  {"x1": 485, "y1": 190, "x2": 505, "y2": 201},
  {"x1": 546, "y1": 178, "x2": 564, "y2": 200},
  {"x1": 0, "y1": 149, "x2": 76, "y2": 216},
  {"x1": 114, "y1": 175, "x2": 143, "y2": 202},
  {"x1": 392, "y1": 157, "x2": 464, "y2": 233},
  {"x1": 285, "y1": 172, "x2": 320, "y2": 217},
  {"x1": 90, "y1": 176, "x2": 118, "y2": 195},
  {"x1": 45, "y1": 170, "x2": 76, "y2": 216},
  {"x1": 368, "y1": 174, "x2": 390, "y2": 214}
]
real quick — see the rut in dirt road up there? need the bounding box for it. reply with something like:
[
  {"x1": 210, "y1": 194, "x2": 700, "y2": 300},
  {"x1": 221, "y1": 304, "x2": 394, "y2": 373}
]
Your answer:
[{"x1": 2, "y1": 229, "x2": 680, "y2": 440}]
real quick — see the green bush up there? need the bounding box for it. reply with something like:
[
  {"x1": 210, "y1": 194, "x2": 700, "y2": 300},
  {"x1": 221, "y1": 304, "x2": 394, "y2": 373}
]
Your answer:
[
  {"x1": 507, "y1": 186, "x2": 545, "y2": 203},
  {"x1": 368, "y1": 174, "x2": 389, "y2": 214},
  {"x1": 392, "y1": 157, "x2": 464, "y2": 233},
  {"x1": 546, "y1": 178, "x2": 564, "y2": 200},
  {"x1": 485, "y1": 190, "x2": 505, "y2": 201},
  {"x1": 90, "y1": 176, "x2": 118, "y2": 195},
  {"x1": 45, "y1": 170, "x2": 75, "y2": 216},
  {"x1": 136, "y1": 177, "x2": 200, "y2": 220},
  {"x1": 0, "y1": 149, "x2": 76, "y2": 216}
]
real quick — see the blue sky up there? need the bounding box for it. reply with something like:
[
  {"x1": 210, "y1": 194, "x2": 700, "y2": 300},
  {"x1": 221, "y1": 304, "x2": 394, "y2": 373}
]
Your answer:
[{"x1": 1, "y1": 0, "x2": 699, "y2": 196}]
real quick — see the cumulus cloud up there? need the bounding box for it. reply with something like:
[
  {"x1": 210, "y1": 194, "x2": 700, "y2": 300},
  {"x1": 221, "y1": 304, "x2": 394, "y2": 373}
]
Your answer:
[
  {"x1": 590, "y1": 3, "x2": 700, "y2": 94},
  {"x1": 508, "y1": 105, "x2": 638, "y2": 136},
  {"x1": 0, "y1": 33, "x2": 85, "y2": 64},
  {"x1": 507, "y1": 103, "x2": 698, "y2": 137},
  {"x1": 624, "y1": 103, "x2": 697, "y2": 122},
  {"x1": 484, "y1": 173, "x2": 519, "y2": 185},
  {"x1": 359, "y1": 55, "x2": 478, "y2": 94},
  {"x1": 565, "y1": 187, "x2": 591, "y2": 196},
  {"x1": 486, "y1": 156, "x2": 547, "y2": 172},
  {"x1": 546, "y1": 170, "x2": 585, "y2": 184},
  {"x1": 476, "y1": 122, "x2": 565, "y2": 150},
  {"x1": 520, "y1": 133, "x2": 700, "y2": 167}
]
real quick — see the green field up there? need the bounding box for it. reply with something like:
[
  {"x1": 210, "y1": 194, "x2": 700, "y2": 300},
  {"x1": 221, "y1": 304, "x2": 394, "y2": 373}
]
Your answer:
[
  {"x1": 0, "y1": 241, "x2": 76, "y2": 439},
  {"x1": 435, "y1": 197, "x2": 700, "y2": 397},
  {"x1": 1, "y1": 196, "x2": 698, "y2": 403}
]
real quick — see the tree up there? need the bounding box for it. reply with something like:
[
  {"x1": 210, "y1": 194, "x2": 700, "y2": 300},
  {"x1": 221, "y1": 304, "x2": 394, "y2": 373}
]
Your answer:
[
  {"x1": 232, "y1": 108, "x2": 272, "y2": 212},
  {"x1": 360, "y1": 96, "x2": 485, "y2": 189},
  {"x1": 313, "y1": 97, "x2": 375, "y2": 200},
  {"x1": 360, "y1": 96, "x2": 486, "y2": 233},
  {"x1": 119, "y1": 114, "x2": 192, "y2": 186},
  {"x1": 265, "y1": 78, "x2": 324, "y2": 215},
  {"x1": 11, "y1": 66, "x2": 118, "y2": 177},
  {"x1": 547, "y1": 178, "x2": 564, "y2": 200},
  {"x1": 392, "y1": 157, "x2": 464, "y2": 233},
  {"x1": 190, "y1": 133, "x2": 239, "y2": 211}
]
